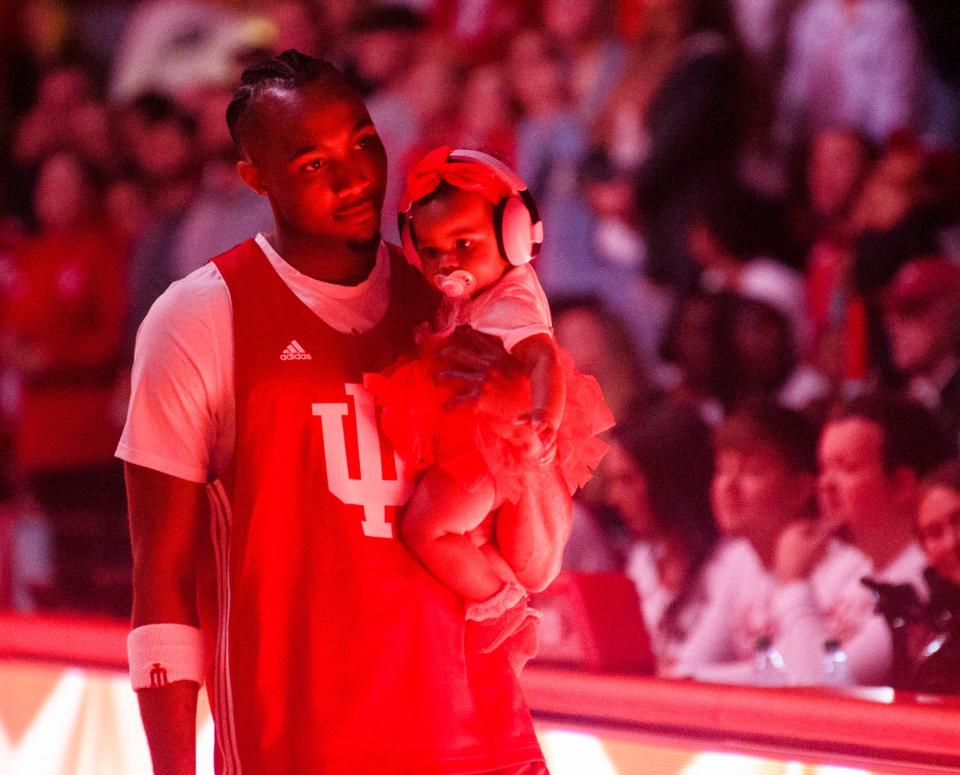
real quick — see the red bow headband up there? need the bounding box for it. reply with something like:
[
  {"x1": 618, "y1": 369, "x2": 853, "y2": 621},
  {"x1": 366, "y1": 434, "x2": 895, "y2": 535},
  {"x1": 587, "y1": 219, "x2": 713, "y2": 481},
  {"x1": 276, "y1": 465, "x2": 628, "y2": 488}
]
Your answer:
[{"x1": 399, "y1": 145, "x2": 513, "y2": 212}]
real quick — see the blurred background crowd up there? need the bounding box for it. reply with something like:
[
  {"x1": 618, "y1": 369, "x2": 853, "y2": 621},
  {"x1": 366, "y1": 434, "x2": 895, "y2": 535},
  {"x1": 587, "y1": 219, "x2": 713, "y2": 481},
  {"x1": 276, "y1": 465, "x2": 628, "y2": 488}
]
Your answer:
[{"x1": 1, "y1": 0, "x2": 960, "y2": 692}]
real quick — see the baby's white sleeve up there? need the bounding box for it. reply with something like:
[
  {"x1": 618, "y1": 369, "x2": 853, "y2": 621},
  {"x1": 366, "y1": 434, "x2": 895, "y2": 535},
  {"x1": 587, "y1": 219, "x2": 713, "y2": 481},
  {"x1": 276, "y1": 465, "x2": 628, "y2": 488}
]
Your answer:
[{"x1": 470, "y1": 266, "x2": 553, "y2": 353}]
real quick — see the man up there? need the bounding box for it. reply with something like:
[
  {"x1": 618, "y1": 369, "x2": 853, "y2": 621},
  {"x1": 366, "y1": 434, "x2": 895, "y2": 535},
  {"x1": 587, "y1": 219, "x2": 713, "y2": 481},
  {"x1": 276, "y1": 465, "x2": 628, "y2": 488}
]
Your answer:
[
  {"x1": 118, "y1": 50, "x2": 567, "y2": 775},
  {"x1": 772, "y1": 392, "x2": 951, "y2": 685},
  {"x1": 689, "y1": 400, "x2": 867, "y2": 684},
  {"x1": 882, "y1": 256, "x2": 960, "y2": 449},
  {"x1": 779, "y1": 0, "x2": 926, "y2": 147}
]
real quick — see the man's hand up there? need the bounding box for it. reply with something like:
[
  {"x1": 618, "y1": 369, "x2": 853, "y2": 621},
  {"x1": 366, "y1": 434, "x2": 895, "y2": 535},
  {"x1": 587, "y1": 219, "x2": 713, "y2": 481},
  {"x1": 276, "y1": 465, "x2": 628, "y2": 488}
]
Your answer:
[
  {"x1": 774, "y1": 519, "x2": 833, "y2": 584},
  {"x1": 433, "y1": 326, "x2": 518, "y2": 407},
  {"x1": 137, "y1": 682, "x2": 199, "y2": 775}
]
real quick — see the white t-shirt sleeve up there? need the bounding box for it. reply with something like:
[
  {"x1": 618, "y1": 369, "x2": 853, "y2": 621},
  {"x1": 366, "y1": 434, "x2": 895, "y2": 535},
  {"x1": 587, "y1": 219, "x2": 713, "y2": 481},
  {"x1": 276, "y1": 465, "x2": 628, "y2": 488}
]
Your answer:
[
  {"x1": 116, "y1": 264, "x2": 234, "y2": 484},
  {"x1": 469, "y1": 265, "x2": 553, "y2": 353},
  {"x1": 672, "y1": 539, "x2": 758, "y2": 677}
]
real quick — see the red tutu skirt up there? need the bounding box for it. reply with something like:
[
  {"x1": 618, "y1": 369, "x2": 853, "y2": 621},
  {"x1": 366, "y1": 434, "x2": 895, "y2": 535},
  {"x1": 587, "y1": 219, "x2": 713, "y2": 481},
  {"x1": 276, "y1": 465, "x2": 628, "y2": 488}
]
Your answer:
[{"x1": 364, "y1": 331, "x2": 615, "y2": 504}]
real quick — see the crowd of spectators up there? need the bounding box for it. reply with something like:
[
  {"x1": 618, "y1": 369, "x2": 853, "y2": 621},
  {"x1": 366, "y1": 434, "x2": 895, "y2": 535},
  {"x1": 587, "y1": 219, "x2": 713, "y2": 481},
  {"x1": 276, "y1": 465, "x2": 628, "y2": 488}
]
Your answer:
[{"x1": 1, "y1": 0, "x2": 959, "y2": 690}]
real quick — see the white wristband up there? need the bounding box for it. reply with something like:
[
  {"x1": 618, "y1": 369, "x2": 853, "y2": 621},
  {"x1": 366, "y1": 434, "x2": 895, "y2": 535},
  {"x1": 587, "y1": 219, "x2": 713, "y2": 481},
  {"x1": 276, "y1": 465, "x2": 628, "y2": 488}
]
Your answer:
[{"x1": 127, "y1": 623, "x2": 205, "y2": 690}]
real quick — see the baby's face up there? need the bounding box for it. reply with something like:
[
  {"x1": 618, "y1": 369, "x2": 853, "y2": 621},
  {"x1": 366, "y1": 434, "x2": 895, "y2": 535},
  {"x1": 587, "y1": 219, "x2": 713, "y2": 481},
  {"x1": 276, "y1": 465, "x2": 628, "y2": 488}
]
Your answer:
[{"x1": 411, "y1": 187, "x2": 508, "y2": 298}]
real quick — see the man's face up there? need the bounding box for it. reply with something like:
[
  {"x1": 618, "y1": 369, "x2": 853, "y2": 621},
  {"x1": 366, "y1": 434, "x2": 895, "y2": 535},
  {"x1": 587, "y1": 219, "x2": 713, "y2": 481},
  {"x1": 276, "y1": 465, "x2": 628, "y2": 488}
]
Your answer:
[
  {"x1": 807, "y1": 129, "x2": 867, "y2": 218},
  {"x1": 917, "y1": 484, "x2": 960, "y2": 584},
  {"x1": 604, "y1": 442, "x2": 655, "y2": 539},
  {"x1": 712, "y1": 446, "x2": 810, "y2": 538},
  {"x1": 884, "y1": 299, "x2": 955, "y2": 375},
  {"x1": 817, "y1": 419, "x2": 891, "y2": 531},
  {"x1": 239, "y1": 80, "x2": 387, "y2": 246}
]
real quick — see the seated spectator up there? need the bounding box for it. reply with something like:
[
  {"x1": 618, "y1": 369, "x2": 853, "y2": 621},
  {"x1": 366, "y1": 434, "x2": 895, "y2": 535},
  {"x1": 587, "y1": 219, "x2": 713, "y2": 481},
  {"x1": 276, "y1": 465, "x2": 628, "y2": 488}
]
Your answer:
[
  {"x1": 252, "y1": 0, "x2": 323, "y2": 58},
  {"x1": 682, "y1": 399, "x2": 868, "y2": 684},
  {"x1": 687, "y1": 186, "x2": 812, "y2": 353},
  {"x1": 869, "y1": 461, "x2": 960, "y2": 693},
  {"x1": 729, "y1": 0, "x2": 795, "y2": 196},
  {"x1": 119, "y1": 92, "x2": 201, "y2": 362},
  {"x1": 909, "y1": 462, "x2": 960, "y2": 693},
  {"x1": 917, "y1": 461, "x2": 960, "y2": 587},
  {"x1": 8, "y1": 62, "x2": 113, "y2": 226},
  {"x1": 560, "y1": 498, "x2": 628, "y2": 576},
  {"x1": 392, "y1": 40, "x2": 465, "y2": 176},
  {"x1": 446, "y1": 62, "x2": 517, "y2": 167},
  {"x1": 779, "y1": 0, "x2": 927, "y2": 149},
  {"x1": 117, "y1": 91, "x2": 199, "y2": 215},
  {"x1": 579, "y1": 149, "x2": 674, "y2": 364},
  {"x1": 849, "y1": 134, "x2": 943, "y2": 297},
  {"x1": 727, "y1": 296, "x2": 795, "y2": 407},
  {"x1": 510, "y1": 28, "x2": 595, "y2": 298},
  {"x1": 12, "y1": 62, "x2": 109, "y2": 173},
  {"x1": 798, "y1": 127, "x2": 875, "y2": 247},
  {"x1": 881, "y1": 257, "x2": 960, "y2": 450},
  {"x1": 0, "y1": 150, "x2": 128, "y2": 614},
  {"x1": 606, "y1": 402, "x2": 739, "y2": 674},
  {"x1": 632, "y1": 0, "x2": 745, "y2": 292},
  {"x1": 581, "y1": 149, "x2": 643, "y2": 275},
  {"x1": 344, "y1": 4, "x2": 426, "y2": 241},
  {"x1": 658, "y1": 291, "x2": 731, "y2": 425},
  {"x1": 772, "y1": 392, "x2": 952, "y2": 685},
  {"x1": 592, "y1": 6, "x2": 680, "y2": 176},
  {"x1": 727, "y1": 294, "x2": 831, "y2": 411},
  {"x1": 538, "y1": 0, "x2": 627, "y2": 126},
  {"x1": 168, "y1": 83, "x2": 273, "y2": 279},
  {"x1": 424, "y1": 0, "x2": 527, "y2": 63},
  {"x1": 5, "y1": 0, "x2": 81, "y2": 126},
  {"x1": 807, "y1": 135, "x2": 944, "y2": 389},
  {"x1": 554, "y1": 295, "x2": 657, "y2": 572},
  {"x1": 553, "y1": 294, "x2": 657, "y2": 427},
  {"x1": 802, "y1": 129, "x2": 876, "y2": 389}
]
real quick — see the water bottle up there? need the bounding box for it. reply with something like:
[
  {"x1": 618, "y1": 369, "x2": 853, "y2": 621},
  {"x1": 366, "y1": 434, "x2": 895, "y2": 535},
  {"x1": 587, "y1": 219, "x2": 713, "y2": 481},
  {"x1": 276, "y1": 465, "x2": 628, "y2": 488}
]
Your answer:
[
  {"x1": 822, "y1": 639, "x2": 853, "y2": 686},
  {"x1": 753, "y1": 636, "x2": 787, "y2": 686}
]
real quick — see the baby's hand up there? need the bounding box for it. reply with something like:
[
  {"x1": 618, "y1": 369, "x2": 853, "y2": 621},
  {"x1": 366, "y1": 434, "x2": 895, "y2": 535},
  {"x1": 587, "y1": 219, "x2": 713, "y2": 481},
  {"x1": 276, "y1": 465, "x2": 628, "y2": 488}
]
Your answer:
[{"x1": 514, "y1": 409, "x2": 559, "y2": 466}]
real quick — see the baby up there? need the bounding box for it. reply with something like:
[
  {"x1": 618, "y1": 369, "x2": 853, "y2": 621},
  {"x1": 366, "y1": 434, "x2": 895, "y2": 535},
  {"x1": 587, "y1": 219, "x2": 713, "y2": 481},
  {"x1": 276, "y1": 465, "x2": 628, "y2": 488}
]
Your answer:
[{"x1": 366, "y1": 146, "x2": 614, "y2": 669}]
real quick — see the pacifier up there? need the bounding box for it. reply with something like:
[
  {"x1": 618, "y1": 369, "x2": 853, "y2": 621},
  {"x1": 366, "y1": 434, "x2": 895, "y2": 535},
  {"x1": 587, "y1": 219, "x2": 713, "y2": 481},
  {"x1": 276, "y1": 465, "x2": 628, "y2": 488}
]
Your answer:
[{"x1": 434, "y1": 269, "x2": 476, "y2": 298}]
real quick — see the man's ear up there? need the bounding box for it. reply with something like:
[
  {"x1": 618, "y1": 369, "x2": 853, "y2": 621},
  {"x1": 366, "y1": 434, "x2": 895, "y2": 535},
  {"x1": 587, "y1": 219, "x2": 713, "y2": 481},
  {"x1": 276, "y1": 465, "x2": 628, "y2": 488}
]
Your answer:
[{"x1": 237, "y1": 160, "x2": 267, "y2": 196}]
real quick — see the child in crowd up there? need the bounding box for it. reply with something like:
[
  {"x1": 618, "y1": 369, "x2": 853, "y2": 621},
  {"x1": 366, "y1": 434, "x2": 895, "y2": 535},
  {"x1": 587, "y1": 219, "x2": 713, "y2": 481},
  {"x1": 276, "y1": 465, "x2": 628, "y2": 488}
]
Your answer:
[{"x1": 365, "y1": 146, "x2": 614, "y2": 669}]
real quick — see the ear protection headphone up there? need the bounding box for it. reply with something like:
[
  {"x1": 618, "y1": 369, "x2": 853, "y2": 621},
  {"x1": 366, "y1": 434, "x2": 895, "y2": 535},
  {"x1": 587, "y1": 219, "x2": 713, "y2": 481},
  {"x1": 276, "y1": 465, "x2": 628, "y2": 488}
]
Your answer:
[{"x1": 398, "y1": 148, "x2": 544, "y2": 270}]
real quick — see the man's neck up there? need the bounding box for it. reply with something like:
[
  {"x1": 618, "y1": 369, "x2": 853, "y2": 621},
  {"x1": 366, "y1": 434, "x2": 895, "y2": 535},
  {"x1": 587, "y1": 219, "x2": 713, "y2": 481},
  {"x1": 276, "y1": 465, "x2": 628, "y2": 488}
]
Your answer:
[
  {"x1": 275, "y1": 229, "x2": 379, "y2": 286},
  {"x1": 747, "y1": 525, "x2": 782, "y2": 570}
]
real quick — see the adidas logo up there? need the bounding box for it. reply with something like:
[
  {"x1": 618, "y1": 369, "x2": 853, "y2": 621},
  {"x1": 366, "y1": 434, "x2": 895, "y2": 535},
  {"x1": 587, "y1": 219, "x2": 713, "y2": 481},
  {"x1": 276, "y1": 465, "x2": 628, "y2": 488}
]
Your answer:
[{"x1": 280, "y1": 340, "x2": 313, "y2": 361}]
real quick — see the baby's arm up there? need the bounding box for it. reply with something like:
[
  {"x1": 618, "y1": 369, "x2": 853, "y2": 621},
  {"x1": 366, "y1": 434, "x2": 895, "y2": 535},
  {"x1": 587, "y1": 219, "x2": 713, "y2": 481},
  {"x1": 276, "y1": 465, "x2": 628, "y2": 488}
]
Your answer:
[{"x1": 510, "y1": 333, "x2": 566, "y2": 463}]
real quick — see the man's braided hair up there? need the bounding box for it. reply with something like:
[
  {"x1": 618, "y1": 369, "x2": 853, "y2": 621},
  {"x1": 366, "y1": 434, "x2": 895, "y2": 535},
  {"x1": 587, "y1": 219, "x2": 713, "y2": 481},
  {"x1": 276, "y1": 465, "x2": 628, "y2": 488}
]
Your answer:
[{"x1": 226, "y1": 49, "x2": 347, "y2": 149}]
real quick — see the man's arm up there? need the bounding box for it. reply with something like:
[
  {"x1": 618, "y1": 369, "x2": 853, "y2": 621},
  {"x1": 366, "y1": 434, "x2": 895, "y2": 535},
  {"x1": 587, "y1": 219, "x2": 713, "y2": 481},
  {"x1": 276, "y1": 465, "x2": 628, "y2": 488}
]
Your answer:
[{"x1": 127, "y1": 462, "x2": 208, "y2": 775}]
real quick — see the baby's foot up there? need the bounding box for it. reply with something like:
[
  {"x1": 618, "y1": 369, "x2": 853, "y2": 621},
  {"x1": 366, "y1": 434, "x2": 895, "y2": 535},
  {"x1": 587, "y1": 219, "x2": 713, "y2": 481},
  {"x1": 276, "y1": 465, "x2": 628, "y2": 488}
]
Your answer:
[
  {"x1": 465, "y1": 582, "x2": 528, "y2": 653},
  {"x1": 502, "y1": 608, "x2": 542, "y2": 676}
]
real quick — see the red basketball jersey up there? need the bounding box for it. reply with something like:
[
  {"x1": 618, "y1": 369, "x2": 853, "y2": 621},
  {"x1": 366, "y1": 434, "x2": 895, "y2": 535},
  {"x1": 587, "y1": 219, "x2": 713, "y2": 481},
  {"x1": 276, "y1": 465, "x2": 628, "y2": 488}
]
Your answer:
[{"x1": 201, "y1": 240, "x2": 543, "y2": 775}]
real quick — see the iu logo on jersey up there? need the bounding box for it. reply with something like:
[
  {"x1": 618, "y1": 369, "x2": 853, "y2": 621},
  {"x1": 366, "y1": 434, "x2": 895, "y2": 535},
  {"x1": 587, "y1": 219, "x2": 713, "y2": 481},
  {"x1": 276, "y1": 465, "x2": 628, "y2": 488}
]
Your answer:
[{"x1": 312, "y1": 383, "x2": 414, "y2": 539}]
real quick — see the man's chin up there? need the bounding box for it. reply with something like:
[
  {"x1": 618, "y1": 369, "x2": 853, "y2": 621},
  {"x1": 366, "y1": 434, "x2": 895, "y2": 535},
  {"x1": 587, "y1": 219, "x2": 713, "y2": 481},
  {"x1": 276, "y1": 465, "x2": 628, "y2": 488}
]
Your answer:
[{"x1": 346, "y1": 232, "x2": 382, "y2": 253}]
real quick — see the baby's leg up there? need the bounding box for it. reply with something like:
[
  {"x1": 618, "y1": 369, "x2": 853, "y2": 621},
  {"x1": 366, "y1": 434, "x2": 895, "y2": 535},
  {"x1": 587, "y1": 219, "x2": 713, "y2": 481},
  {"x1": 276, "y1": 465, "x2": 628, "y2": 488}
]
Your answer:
[
  {"x1": 401, "y1": 466, "x2": 503, "y2": 602},
  {"x1": 495, "y1": 493, "x2": 535, "y2": 582},
  {"x1": 478, "y1": 540, "x2": 519, "y2": 586}
]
